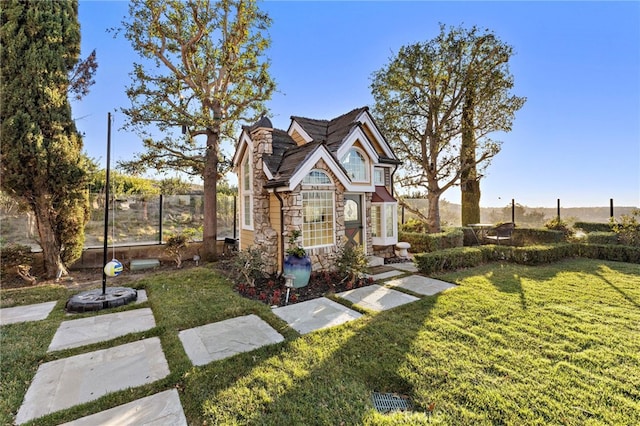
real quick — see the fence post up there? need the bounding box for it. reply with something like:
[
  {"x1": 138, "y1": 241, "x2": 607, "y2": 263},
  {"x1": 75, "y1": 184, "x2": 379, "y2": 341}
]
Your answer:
[
  {"x1": 158, "y1": 194, "x2": 163, "y2": 244},
  {"x1": 511, "y1": 199, "x2": 515, "y2": 223},
  {"x1": 401, "y1": 204, "x2": 405, "y2": 225},
  {"x1": 610, "y1": 198, "x2": 614, "y2": 218}
]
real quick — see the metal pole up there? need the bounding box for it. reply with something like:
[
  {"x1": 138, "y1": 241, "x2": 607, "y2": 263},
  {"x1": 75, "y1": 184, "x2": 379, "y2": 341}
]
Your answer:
[
  {"x1": 158, "y1": 194, "x2": 163, "y2": 244},
  {"x1": 511, "y1": 199, "x2": 515, "y2": 224},
  {"x1": 610, "y1": 198, "x2": 614, "y2": 218},
  {"x1": 102, "y1": 113, "x2": 112, "y2": 295},
  {"x1": 233, "y1": 195, "x2": 237, "y2": 239},
  {"x1": 557, "y1": 198, "x2": 561, "y2": 221},
  {"x1": 402, "y1": 204, "x2": 405, "y2": 224}
]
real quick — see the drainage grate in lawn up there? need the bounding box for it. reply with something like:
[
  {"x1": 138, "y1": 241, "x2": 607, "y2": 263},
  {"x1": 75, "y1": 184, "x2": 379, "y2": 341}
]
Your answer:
[{"x1": 371, "y1": 392, "x2": 412, "y2": 413}]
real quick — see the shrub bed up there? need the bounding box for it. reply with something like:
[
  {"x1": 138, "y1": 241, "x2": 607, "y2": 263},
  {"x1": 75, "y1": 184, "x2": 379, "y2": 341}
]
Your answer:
[
  {"x1": 577, "y1": 244, "x2": 640, "y2": 263},
  {"x1": 399, "y1": 228, "x2": 463, "y2": 253},
  {"x1": 511, "y1": 228, "x2": 565, "y2": 245},
  {"x1": 414, "y1": 243, "x2": 639, "y2": 274},
  {"x1": 574, "y1": 222, "x2": 613, "y2": 233},
  {"x1": 585, "y1": 232, "x2": 619, "y2": 245}
]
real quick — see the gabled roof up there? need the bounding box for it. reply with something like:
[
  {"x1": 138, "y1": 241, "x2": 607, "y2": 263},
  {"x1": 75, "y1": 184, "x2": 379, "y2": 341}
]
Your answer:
[
  {"x1": 290, "y1": 107, "x2": 368, "y2": 154},
  {"x1": 235, "y1": 107, "x2": 399, "y2": 192}
]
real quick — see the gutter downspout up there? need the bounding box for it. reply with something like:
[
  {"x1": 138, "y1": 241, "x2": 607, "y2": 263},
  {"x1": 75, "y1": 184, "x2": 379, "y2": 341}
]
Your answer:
[
  {"x1": 273, "y1": 190, "x2": 285, "y2": 274},
  {"x1": 390, "y1": 164, "x2": 399, "y2": 197}
]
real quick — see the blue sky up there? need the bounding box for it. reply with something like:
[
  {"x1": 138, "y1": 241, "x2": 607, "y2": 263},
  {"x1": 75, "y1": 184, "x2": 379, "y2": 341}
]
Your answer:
[{"x1": 73, "y1": 1, "x2": 640, "y2": 208}]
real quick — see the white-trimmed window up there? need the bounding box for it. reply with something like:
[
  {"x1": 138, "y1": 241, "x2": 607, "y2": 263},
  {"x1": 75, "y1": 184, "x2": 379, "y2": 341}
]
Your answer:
[
  {"x1": 302, "y1": 170, "x2": 332, "y2": 185},
  {"x1": 371, "y1": 205, "x2": 382, "y2": 237},
  {"x1": 371, "y1": 202, "x2": 397, "y2": 246},
  {"x1": 302, "y1": 191, "x2": 334, "y2": 248},
  {"x1": 341, "y1": 147, "x2": 368, "y2": 182},
  {"x1": 241, "y1": 154, "x2": 253, "y2": 229},
  {"x1": 374, "y1": 168, "x2": 385, "y2": 186}
]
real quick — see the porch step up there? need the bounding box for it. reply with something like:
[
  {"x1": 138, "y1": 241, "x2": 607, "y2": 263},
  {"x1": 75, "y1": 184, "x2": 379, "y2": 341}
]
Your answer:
[
  {"x1": 366, "y1": 256, "x2": 384, "y2": 267},
  {"x1": 130, "y1": 258, "x2": 160, "y2": 271}
]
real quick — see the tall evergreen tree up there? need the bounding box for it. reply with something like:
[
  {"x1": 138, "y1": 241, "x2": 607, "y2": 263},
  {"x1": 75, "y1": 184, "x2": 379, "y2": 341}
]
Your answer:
[
  {"x1": 1, "y1": 0, "x2": 93, "y2": 278},
  {"x1": 119, "y1": 0, "x2": 275, "y2": 260}
]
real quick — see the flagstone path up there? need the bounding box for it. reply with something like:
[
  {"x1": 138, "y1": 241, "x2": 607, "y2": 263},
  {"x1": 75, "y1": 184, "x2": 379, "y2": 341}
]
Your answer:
[{"x1": 1, "y1": 261, "x2": 457, "y2": 425}]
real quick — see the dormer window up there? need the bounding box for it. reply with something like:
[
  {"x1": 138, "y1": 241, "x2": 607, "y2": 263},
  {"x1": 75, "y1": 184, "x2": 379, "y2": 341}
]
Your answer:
[{"x1": 340, "y1": 148, "x2": 368, "y2": 182}]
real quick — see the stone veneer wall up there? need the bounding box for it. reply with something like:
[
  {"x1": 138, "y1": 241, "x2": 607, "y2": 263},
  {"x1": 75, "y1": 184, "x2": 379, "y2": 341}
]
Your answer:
[
  {"x1": 282, "y1": 159, "x2": 346, "y2": 272},
  {"x1": 249, "y1": 126, "x2": 279, "y2": 274}
]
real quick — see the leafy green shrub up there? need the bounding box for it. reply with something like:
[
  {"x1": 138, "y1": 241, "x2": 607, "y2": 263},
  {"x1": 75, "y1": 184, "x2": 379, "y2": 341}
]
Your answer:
[
  {"x1": 414, "y1": 247, "x2": 483, "y2": 274},
  {"x1": 585, "y1": 232, "x2": 619, "y2": 245},
  {"x1": 233, "y1": 246, "x2": 267, "y2": 287},
  {"x1": 577, "y1": 244, "x2": 640, "y2": 263},
  {"x1": 400, "y1": 218, "x2": 428, "y2": 233},
  {"x1": 398, "y1": 228, "x2": 463, "y2": 253},
  {"x1": 610, "y1": 209, "x2": 640, "y2": 247},
  {"x1": 544, "y1": 218, "x2": 574, "y2": 239},
  {"x1": 335, "y1": 240, "x2": 368, "y2": 282},
  {"x1": 511, "y1": 228, "x2": 564, "y2": 245},
  {"x1": 509, "y1": 244, "x2": 577, "y2": 265},
  {"x1": 574, "y1": 222, "x2": 613, "y2": 233},
  {"x1": 0, "y1": 242, "x2": 36, "y2": 284}
]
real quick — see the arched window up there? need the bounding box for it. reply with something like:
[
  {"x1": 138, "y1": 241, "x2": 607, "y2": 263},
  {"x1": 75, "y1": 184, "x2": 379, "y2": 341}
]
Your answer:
[
  {"x1": 340, "y1": 148, "x2": 368, "y2": 182},
  {"x1": 302, "y1": 170, "x2": 332, "y2": 185}
]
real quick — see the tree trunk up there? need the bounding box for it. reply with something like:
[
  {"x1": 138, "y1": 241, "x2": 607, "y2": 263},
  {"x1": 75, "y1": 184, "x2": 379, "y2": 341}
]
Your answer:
[
  {"x1": 33, "y1": 194, "x2": 67, "y2": 279},
  {"x1": 461, "y1": 179, "x2": 481, "y2": 225},
  {"x1": 460, "y1": 83, "x2": 481, "y2": 225},
  {"x1": 426, "y1": 191, "x2": 441, "y2": 233},
  {"x1": 202, "y1": 130, "x2": 218, "y2": 261}
]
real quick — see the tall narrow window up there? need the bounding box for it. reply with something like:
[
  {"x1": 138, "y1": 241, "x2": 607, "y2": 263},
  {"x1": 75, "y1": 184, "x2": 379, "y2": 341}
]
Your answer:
[
  {"x1": 371, "y1": 205, "x2": 382, "y2": 238},
  {"x1": 302, "y1": 191, "x2": 334, "y2": 248},
  {"x1": 241, "y1": 154, "x2": 253, "y2": 229},
  {"x1": 385, "y1": 204, "x2": 395, "y2": 238}
]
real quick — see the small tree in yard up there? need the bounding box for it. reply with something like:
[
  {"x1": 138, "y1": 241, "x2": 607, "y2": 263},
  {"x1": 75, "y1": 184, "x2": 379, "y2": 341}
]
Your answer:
[
  {"x1": 1, "y1": 0, "x2": 97, "y2": 278},
  {"x1": 118, "y1": 0, "x2": 276, "y2": 261}
]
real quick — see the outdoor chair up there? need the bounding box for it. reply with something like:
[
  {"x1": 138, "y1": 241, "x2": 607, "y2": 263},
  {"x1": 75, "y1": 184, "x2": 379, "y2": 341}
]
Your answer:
[{"x1": 484, "y1": 222, "x2": 515, "y2": 245}]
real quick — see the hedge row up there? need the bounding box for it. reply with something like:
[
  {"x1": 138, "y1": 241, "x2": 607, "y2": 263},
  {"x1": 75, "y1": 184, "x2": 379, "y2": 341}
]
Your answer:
[
  {"x1": 574, "y1": 222, "x2": 613, "y2": 233},
  {"x1": 584, "y1": 232, "x2": 619, "y2": 245},
  {"x1": 413, "y1": 243, "x2": 640, "y2": 274},
  {"x1": 511, "y1": 228, "x2": 565, "y2": 245},
  {"x1": 398, "y1": 228, "x2": 463, "y2": 253}
]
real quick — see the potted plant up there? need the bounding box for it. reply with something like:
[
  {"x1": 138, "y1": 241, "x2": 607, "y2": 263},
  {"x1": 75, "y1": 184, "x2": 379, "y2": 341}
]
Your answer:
[{"x1": 283, "y1": 230, "x2": 311, "y2": 288}]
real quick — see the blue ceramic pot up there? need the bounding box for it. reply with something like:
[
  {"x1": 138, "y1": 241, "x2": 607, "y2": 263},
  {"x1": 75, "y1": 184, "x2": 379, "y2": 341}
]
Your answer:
[{"x1": 284, "y1": 255, "x2": 311, "y2": 288}]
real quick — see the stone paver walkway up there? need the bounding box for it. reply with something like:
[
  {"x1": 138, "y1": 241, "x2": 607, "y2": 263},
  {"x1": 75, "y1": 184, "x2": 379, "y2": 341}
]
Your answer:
[
  {"x1": 0, "y1": 301, "x2": 57, "y2": 326},
  {"x1": 367, "y1": 270, "x2": 405, "y2": 281},
  {"x1": 336, "y1": 284, "x2": 420, "y2": 312},
  {"x1": 59, "y1": 389, "x2": 187, "y2": 426},
  {"x1": 49, "y1": 308, "x2": 156, "y2": 352},
  {"x1": 10, "y1": 258, "x2": 458, "y2": 425},
  {"x1": 16, "y1": 337, "x2": 170, "y2": 425},
  {"x1": 273, "y1": 297, "x2": 363, "y2": 335},
  {"x1": 179, "y1": 314, "x2": 284, "y2": 366},
  {"x1": 388, "y1": 262, "x2": 419, "y2": 273},
  {"x1": 386, "y1": 275, "x2": 456, "y2": 296}
]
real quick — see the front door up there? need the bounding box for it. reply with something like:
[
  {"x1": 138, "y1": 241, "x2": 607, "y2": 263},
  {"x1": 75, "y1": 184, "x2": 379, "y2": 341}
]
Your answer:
[{"x1": 344, "y1": 194, "x2": 363, "y2": 249}]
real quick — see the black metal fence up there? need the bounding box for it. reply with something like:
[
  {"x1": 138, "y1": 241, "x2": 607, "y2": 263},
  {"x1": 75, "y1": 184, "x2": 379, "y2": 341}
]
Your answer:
[
  {"x1": 401, "y1": 198, "x2": 637, "y2": 228},
  {"x1": 0, "y1": 193, "x2": 237, "y2": 250}
]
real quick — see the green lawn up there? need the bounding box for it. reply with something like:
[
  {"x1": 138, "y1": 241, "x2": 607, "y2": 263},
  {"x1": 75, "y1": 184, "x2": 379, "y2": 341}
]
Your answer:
[{"x1": 1, "y1": 259, "x2": 639, "y2": 425}]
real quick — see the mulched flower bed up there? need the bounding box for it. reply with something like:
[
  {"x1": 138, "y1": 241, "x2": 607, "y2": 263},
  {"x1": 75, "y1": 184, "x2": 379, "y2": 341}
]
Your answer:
[{"x1": 234, "y1": 270, "x2": 374, "y2": 307}]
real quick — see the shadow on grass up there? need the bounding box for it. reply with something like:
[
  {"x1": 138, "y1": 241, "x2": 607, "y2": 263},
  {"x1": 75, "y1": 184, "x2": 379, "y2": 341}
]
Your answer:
[
  {"x1": 185, "y1": 294, "x2": 443, "y2": 424},
  {"x1": 595, "y1": 270, "x2": 640, "y2": 309}
]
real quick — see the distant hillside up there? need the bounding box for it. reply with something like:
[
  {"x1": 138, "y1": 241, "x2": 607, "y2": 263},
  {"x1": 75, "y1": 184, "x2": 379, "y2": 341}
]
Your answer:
[{"x1": 402, "y1": 199, "x2": 637, "y2": 227}]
